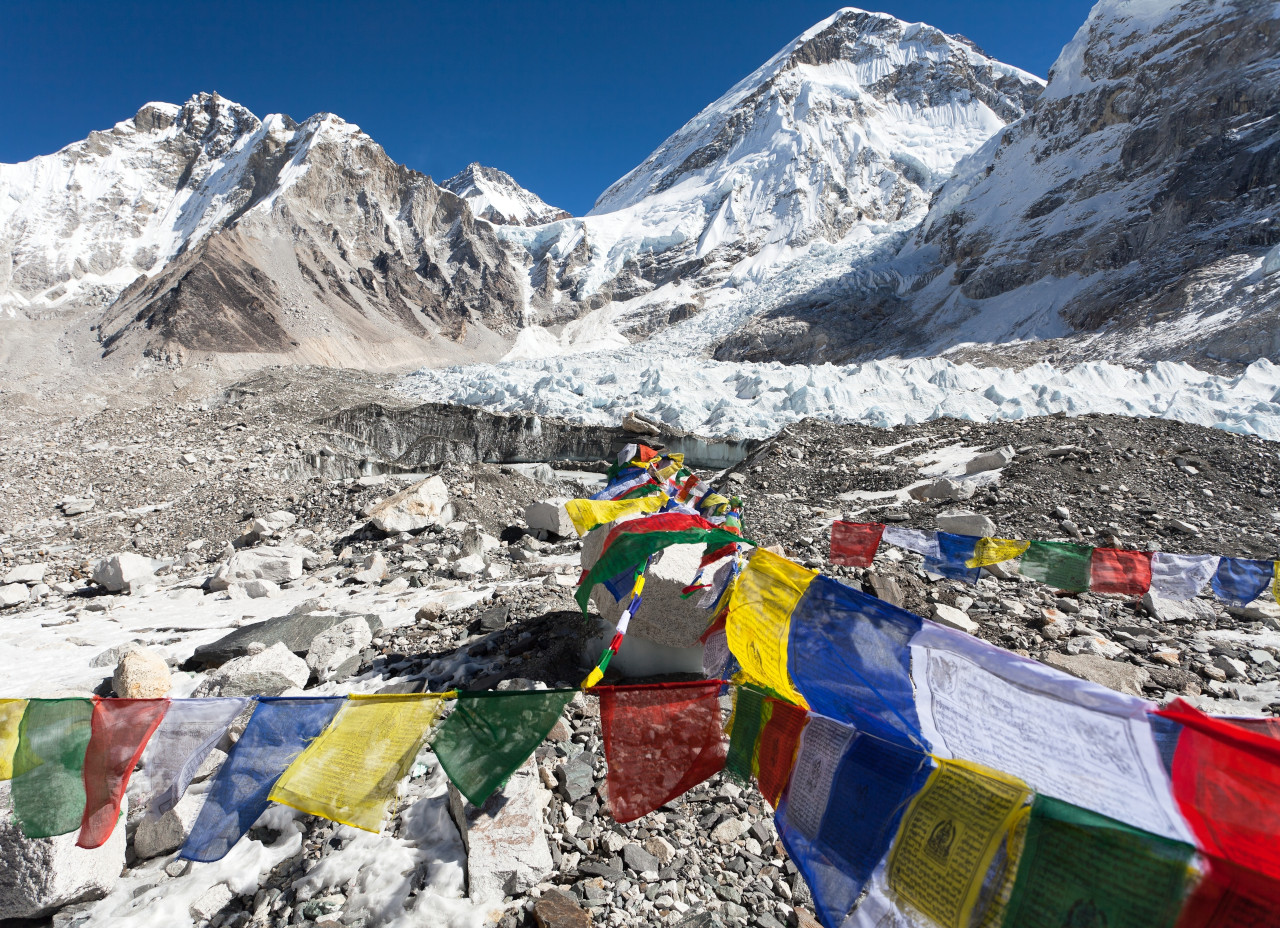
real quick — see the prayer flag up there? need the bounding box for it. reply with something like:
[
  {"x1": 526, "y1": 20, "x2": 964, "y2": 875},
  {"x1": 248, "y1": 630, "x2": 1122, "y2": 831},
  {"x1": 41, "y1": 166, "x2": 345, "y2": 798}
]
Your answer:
[
  {"x1": 1157, "y1": 698, "x2": 1280, "y2": 881},
  {"x1": 270, "y1": 695, "x2": 441, "y2": 832},
  {"x1": 598, "y1": 681, "x2": 726, "y2": 823},
  {"x1": 724, "y1": 547, "x2": 814, "y2": 706},
  {"x1": 967, "y1": 538, "x2": 1030, "y2": 568},
  {"x1": 1090, "y1": 547, "x2": 1153, "y2": 596},
  {"x1": 723, "y1": 685, "x2": 767, "y2": 784},
  {"x1": 1002, "y1": 795, "x2": 1195, "y2": 928},
  {"x1": 755, "y1": 698, "x2": 808, "y2": 808},
  {"x1": 1176, "y1": 856, "x2": 1280, "y2": 928},
  {"x1": 181, "y1": 697, "x2": 343, "y2": 862},
  {"x1": 1210, "y1": 557, "x2": 1274, "y2": 607},
  {"x1": 1018, "y1": 540, "x2": 1093, "y2": 592},
  {"x1": 0, "y1": 699, "x2": 28, "y2": 779},
  {"x1": 10, "y1": 698, "x2": 94, "y2": 838},
  {"x1": 1150, "y1": 553, "x2": 1219, "y2": 601},
  {"x1": 133, "y1": 697, "x2": 251, "y2": 815},
  {"x1": 924, "y1": 532, "x2": 981, "y2": 583},
  {"x1": 787, "y1": 575, "x2": 923, "y2": 746},
  {"x1": 882, "y1": 526, "x2": 940, "y2": 559},
  {"x1": 829, "y1": 522, "x2": 885, "y2": 567},
  {"x1": 432, "y1": 690, "x2": 574, "y2": 807},
  {"x1": 78, "y1": 698, "x2": 169, "y2": 848},
  {"x1": 564, "y1": 496, "x2": 666, "y2": 537},
  {"x1": 576, "y1": 512, "x2": 743, "y2": 615},
  {"x1": 779, "y1": 717, "x2": 932, "y2": 928},
  {"x1": 887, "y1": 759, "x2": 1030, "y2": 928}
]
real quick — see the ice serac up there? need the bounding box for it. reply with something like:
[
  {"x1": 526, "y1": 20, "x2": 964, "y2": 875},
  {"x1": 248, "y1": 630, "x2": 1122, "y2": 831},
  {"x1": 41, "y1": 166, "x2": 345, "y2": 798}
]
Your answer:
[
  {"x1": 1, "y1": 92, "x2": 530, "y2": 375},
  {"x1": 726, "y1": 0, "x2": 1280, "y2": 366},
  {"x1": 441, "y1": 163, "x2": 571, "y2": 226},
  {"x1": 500, "y1": 7, "x2": 1043, "y2": 341}
]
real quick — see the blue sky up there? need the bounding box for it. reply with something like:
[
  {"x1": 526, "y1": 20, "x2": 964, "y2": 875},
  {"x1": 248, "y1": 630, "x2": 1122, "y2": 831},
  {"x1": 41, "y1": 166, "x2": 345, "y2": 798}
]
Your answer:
[{"x1": 1, "y1": 1, "x2": 1096, "y2": 215}]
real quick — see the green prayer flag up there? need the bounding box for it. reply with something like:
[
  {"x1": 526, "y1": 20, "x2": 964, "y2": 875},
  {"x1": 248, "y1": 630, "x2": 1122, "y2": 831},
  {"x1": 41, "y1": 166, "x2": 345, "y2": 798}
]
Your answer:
[
  {"x1": 1003, "y1": 795, "x2": 1194, "y2": 928},
  {"x1": 433, "y1": 690, "x2": 575, "y2": 807},
  {"x1": 1019, "y1": 541, "x2": 1093, "y2": 592},
  {"x1": 724, "y1": 686, "x2": 767, "y2": 784},
  {"x1": 11, "y1": 698, "x2": 94, "y2": 838}
]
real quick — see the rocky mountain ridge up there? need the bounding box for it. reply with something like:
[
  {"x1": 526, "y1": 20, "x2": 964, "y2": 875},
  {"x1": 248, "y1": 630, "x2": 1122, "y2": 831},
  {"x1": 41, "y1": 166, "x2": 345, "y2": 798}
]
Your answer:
[{"x1": 441, "y1": 163, "x2": 571, "y2": 226}]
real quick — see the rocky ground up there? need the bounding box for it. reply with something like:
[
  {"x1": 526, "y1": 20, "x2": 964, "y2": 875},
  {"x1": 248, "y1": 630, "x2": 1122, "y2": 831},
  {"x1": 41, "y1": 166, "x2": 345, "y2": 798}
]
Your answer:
[{"x1": 0, "y1": 373, "x2": 1277, "y2": 928}]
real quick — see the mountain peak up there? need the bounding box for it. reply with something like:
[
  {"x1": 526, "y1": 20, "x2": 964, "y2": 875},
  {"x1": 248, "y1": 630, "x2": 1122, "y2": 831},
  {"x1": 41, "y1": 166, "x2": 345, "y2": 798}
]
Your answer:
[{"x1": 441, "y1": 163, "x2": 570, "y2": 225}]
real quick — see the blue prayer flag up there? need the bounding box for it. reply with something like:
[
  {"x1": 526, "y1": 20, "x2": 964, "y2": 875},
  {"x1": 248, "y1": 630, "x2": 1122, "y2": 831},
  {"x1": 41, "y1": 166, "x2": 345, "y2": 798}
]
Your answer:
[
  {"x1": 180, "y1": 697, "x2": 343, "y2": 862},
  {"x1": 924, "y1": 532, "x2": 981, "y2": 583},
  {"x1": 788, "y1": 576, "x2": 924, "y2": 747},
  {"x1": 1210, "y1": 557, "x2": 1273, "y2": 607}
]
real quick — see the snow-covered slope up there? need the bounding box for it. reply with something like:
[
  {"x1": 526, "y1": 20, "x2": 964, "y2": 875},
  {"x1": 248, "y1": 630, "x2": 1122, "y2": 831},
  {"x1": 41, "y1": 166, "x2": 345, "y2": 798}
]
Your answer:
[
  {"x1": 499, "y1": 8, "x2": 1043, "y2": 339},
  {"x1": 441, "y1": 163, "x2": 570, "y2": 226},
  {"x1": 718, "y1": 0, "x2": 1280, "y2": 367}
]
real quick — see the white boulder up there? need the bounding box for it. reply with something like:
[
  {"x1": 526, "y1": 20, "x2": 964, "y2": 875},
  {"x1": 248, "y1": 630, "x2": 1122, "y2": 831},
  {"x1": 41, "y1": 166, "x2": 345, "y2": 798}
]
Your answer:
[
  {"x1": 365, "y1": 476, "x2": 453, "y2": 533},
  {"x1": 524, "y1": 499, "x2": 576, "y2": 538},
  {"x1": 192, "y1": 642, "x2": 310, "y2": 697},
  {"x1": 3, "y1": 564, "x2": 45, "y2": 586},
  {"x1": 965, "y1": 446, "x2": 1015, "y2": 475},
  {"x1": 932, "y1": 603, "x2": 979, "y2": 634},
  {"x1": 0, "y1": 585, "x2": 28, "y2": 608},
  {"x1": 209, "y1": 547, "x2": 306, "y2": 591},
  {"x1": 935, "y1": 512, "x2": 997, "y2": 538},
  {"x1": 91, "y1": 553, "x2": 156, "y2": 594},
  {"x1": 306, "y1": 617, "x2": 373, "y2": 683}
]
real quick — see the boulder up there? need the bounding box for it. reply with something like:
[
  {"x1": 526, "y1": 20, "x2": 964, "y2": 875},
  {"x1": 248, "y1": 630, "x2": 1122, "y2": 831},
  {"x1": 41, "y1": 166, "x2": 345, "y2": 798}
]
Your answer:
[
  {"x1": 365, "y1": 476, "x2": 453, "y2": 533},
  {"x1": 189, "y1": 612, "x2": 382, "y2": 667},
  {"x1": 622, "y1": 411, "x2": 661, "y2": 436},
  {"x1": 350, "y1": 552, "x2": 388, "y2": 584},
  {"x1": 1141, "y1": 593, "x2": 1216, "y2": 625},
  {"x1": 931, "y1": 603, "x2": 979, "y2": 635},
  {"x1": 306, "y1": 617, "x2": 374, "y2": 684},
  {"x1": 0, "y1": 783, "x2": 124, "y2": 918},
  {"x1": 59, "y1": 499, "x2": 95, "y2": 517},
  {"x1": 935, "y1": 512, "x2": 997, "y2": 538},
  {"x1": 504, "y1": 463, "x2": 558, "y2": 485},
  {"x1": 1042, "y1": 653, "x2": 1150, "y2": 698},
  {"x1": 524, "y1": 499, "x2": 576, "y2": 538},
  {"x1": 908, "y1": 478, "x2": 976, "y2": 502},
  {"x1": 3, "y1": 564, "x2": 45, "y2": 586},
  {"x1": 0, "y1": 584, "x2": 28, "y2": 608},
  {"x1": 964, "y1": 446, "x2": 1015, "y2": 475},
  {"x1": 133, "y1": 788, "x2": 204, "y2": 860},
  {"x1": 227, "y1": 578, "x2": 280, "y2": 599},
  {"x1": 448, "y1": 758, "x2": 553, "y2": 903},
  {"x1": 113, "y1": 648, "x2": 171, "y2": 698},
  {"x1": 532, "y1": 889, "x2": 592, "y2": 928},
  {"x1": 238, "y1": 510, "x2": 297, "y2": 544},
  {"x1": 91, "y1": 553, "x2": 156, "y2": 594},
  {"x1": 209, "y1": 547, "x2": 306, "y2": 591},
  {"x1": 191, "y1": 642, "x2": 310, "y2": 697},
  {"x1": 91, "y1": 642, "x2": 144, "y2": 669},
  {"x1": 459, "y1": 526, "x2": 500, "y2": 558}
]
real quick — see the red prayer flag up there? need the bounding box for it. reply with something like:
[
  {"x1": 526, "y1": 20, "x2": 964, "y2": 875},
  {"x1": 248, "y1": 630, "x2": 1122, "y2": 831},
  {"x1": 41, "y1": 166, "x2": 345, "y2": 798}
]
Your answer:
[
  {"x1": 1090, "y1": 547, "x2": 1153, "y2": 596},
  {"x1": 1176, "y1": 856, "x2": 1280, "y2": 928},
  {"x1": 77, "y1": 698, "x2": 169, "y2": 848},
  {"x1": 598, "y1": 681, "x2": 727, "y2": 823},
  {"x1": 830, "y1": 522, "x2": 885, "y2": 568},
  {"x1": 1156, "y1": 699, "x2": 1280, "y2": 881},
  {"x1": 755, "y1": 699, "x2": 809, "y2": 808}
]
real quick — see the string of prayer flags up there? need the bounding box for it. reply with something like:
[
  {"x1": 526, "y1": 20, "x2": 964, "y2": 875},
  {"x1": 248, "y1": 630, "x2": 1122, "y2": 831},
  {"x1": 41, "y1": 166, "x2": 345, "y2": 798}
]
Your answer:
[
  {"x1": 564, "y1": 495, "x2": 666, "y2": 537},
  {"x1": 77, "y1": 698, "x2": 168, "y2": 848},
  {"x1": 1157, "y1": 698, "x2": 1280, "y2": 881},
  {"x1": 433, "y1": 690, "x2": 574, "y2": 807},
  {"x1": 270, "y1": 695, "x2": 441, "y2": 832},
  {"x1": 886, "y1": 760, "x2": 1031, "y2": 928},
  {"x1": 133, "y1": 697, "x2": 252, "y2": 816},
  {"x1": 830, "y1": 522, "x2": 885, "y2": 567},
  {"x1": 11, "y1": 697, "x2": 94, "y2": 838},
  {"x1": 924, "y1": 532, "x2": 981, "y2": 583},
  {"x1": 779, "y1": 717, "x2": 932, "y2": 928},
  {"x1": 1090, "y1": 547, "x2": 1154, "y2": 596},
  {"x1": 182, "y1": 697, "x2": 343, "y2": 862},
  {"x1": 754, "y1": 698, "x2": 809, "y2": 808},
  {"x1": 1018, "y1": 540, "x2": 1093, "y2": 592},
  {"x1": 0, "y1": 698, "x2": 27, "y2": 779},
  {"x1": 575, "y1": 512, "x2": 744, "y2": 615},
  {"x1": 1001, "y1": 795, "x2": 1195, "y2": 928},
  {"x1": 786, "y1": 575, "x2": 923, "y2": 746},
  {"x1": 1210, "y1": 557, "x2": 1275, "y2": 607},
  {"x1": 723, "y1": 685, "x2": 768, "y2": 784},
  {"x1": 1150, "y1": 553, "x2": 1220, "y2": 601},
  {"x1": 724, "y1": 547, "x2": 814, "y2": 706},
  {"x1": 966, "y1": 537, "x2": 1030, "y2": 568},
  {"x1": 597, "y1": 681, "x2": 726, "y2": 823}
]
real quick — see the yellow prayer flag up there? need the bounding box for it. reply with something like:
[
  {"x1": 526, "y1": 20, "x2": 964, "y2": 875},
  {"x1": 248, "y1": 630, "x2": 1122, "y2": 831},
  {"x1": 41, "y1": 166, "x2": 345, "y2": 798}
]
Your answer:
[
  {"x1": 0, "y1": 699, "x2": 28, "y2": 780},
  {"x1": 966, "y1": 538, "x2": 1031, "y2": 569},
  {"x1": 1274, "y1": 561, "x2": 1279, "y2": 605},
  {"x1": 724, "y1": 547, "x2": 814, "y2": 707},
  {"x1": 269, "y1": 695, "x2": 442, "y2": 832},
  {"x1": 887, "y1": 759, "x2": 1031, "y2": 928},
  {"x1": 564, "y1": 495, "x2": 666, "y2": 537}
]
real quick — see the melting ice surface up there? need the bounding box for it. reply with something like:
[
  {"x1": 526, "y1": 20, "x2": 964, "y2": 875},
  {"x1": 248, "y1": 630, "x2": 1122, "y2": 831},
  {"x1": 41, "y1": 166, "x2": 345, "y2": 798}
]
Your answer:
[{"x1": 400, "y1": 353, "x2": 1280, "y2": 443}]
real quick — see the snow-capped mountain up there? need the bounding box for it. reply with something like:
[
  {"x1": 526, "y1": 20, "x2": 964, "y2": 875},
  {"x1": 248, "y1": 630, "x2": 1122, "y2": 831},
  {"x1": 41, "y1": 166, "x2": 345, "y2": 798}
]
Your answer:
[
  {"x1": 717, "y1": 0, "x2": 1280, "y2": 367},
  {"x1": 500, "y1": 8, "x2": 1044, "y2": 339},
  {"x1": 441, "y1": 163, "x2": 570, "y2": 226},
  {"x1": 1, "y1": 93, "x2": 529, "y2": 372}
]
